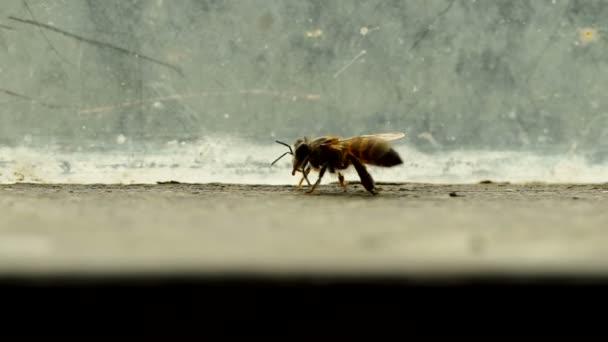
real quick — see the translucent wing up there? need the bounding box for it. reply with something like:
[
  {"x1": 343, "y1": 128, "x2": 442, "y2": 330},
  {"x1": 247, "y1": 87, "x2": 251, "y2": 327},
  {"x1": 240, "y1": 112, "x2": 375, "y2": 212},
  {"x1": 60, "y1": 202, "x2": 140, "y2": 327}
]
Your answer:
[
  {"x1": 336, "y1": 132, "x2": 405, "y2": 144},
  {"x1": 314, "y1": 136, "x2": 341, "y2": 146}
]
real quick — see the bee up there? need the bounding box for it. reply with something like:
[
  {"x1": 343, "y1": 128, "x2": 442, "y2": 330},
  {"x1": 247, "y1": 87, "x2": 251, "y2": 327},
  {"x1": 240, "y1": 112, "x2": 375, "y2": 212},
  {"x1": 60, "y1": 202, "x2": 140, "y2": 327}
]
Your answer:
[{"x1": 271, "y1": 132, "x2": 405, "y2": 195}]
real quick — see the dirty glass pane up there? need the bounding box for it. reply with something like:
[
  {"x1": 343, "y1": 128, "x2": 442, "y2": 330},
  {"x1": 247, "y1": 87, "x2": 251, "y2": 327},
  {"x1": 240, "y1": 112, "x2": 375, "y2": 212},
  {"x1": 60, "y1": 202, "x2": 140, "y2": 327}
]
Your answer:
[{"x1": 1, "y1": 0, "x2": 606, "y2": 184}]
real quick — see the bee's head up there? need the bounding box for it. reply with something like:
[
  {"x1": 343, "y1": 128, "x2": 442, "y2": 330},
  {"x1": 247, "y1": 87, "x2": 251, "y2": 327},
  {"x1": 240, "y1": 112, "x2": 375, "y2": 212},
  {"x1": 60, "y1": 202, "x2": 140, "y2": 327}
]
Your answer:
[
  {"x1": 271, "y1": 137, "x2": 310, "y2": 176},
  {"x1": 292, "y1": 137, "x2": 311, "y2": 176}
]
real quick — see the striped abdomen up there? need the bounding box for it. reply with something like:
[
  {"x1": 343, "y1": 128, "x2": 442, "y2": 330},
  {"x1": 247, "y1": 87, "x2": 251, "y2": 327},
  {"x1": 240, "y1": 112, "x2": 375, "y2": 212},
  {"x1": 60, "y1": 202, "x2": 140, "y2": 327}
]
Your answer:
[{"x1": 342, "y1": 137, "x2": 403, "y2": 167}]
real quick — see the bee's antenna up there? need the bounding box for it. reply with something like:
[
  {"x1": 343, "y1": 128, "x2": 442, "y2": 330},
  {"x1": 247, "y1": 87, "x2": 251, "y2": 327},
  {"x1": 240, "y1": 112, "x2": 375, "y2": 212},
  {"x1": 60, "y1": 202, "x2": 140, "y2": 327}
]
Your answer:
[
  {"x1": 275, "y1": 140, "x2": 293, "y2": 155},
  {"x1": 270, "y1": 152, "x2": 291, "y2": 166},
  {"x1": 270, "y1": 140, "x2": 294, "y2": 167}
]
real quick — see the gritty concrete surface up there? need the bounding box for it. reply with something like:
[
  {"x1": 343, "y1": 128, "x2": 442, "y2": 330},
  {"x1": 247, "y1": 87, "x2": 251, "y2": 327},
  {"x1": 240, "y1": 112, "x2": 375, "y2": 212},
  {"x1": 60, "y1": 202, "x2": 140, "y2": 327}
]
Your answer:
[{"x1": 0, "y1": 182, "x2": 607, "y2": 278}]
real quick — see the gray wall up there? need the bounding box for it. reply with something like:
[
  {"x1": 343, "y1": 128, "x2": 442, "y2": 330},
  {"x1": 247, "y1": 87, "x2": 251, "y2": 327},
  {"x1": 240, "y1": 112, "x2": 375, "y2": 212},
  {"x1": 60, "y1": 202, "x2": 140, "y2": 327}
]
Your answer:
[{"x1": 1, "y1": 0, "x2": 607, "y2": 158}]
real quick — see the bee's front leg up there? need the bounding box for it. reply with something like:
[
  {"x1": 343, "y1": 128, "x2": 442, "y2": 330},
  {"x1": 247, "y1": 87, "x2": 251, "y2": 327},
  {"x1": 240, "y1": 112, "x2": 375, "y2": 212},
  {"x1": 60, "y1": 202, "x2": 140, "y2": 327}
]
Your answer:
[
  {"x1": 296, "y1": 176, "x2": 305, "y2": 188},
  {"x1": 305, "y1": 164, "x2": 327, "y2": 194},
  {"x1": 296, "y1": 166, "x2": 312, "y2": 188}
]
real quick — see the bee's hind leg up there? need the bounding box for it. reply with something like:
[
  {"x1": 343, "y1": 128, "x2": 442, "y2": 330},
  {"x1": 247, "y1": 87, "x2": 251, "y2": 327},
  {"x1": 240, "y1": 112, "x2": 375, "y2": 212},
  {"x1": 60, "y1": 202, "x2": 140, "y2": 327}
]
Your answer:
[{"x1": 350, "y1": 156, "x2": 379, "y2": 195}]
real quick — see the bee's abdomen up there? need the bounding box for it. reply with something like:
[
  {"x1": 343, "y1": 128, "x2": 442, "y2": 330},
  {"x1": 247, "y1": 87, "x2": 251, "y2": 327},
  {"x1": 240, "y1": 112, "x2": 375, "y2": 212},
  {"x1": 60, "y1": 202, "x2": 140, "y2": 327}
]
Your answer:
[
  {"x1": 375, "y1": 147, "x2": 403, "y2": 166},
  {"x1": 349, "y1": 137, "x2": 403, "y2": 167}
]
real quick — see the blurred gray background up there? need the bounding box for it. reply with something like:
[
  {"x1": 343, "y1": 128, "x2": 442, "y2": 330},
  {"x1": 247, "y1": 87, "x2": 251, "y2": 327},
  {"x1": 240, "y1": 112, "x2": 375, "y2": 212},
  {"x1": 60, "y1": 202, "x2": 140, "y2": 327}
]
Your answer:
[{"x1": 1, "y1": 0, "x2": 607, "y2": 158}]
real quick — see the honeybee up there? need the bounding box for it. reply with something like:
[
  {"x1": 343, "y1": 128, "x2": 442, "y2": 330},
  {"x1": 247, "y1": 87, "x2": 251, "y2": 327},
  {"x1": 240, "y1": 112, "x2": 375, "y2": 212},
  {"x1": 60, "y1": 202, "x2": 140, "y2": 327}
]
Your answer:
[{"x1": 271, "y1": 132, "x2": 405, "y2": 195}]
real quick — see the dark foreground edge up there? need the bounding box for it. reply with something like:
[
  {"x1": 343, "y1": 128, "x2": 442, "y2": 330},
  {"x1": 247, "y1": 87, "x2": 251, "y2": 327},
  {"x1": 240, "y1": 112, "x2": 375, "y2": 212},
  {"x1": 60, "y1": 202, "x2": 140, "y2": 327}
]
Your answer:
[{"x1": 1, "y1": 272, "x2": 607, "y2": 336}]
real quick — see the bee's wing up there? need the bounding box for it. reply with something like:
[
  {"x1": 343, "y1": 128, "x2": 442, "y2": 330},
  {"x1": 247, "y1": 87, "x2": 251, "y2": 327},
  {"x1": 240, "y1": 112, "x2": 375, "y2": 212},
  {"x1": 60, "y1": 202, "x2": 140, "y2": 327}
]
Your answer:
[
  {"x1": 336, "y1": 132, "x2": 405, "y2": 143},
  {"x1": 316, "y1": 136, "x2": 342, "y2": 146}
]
